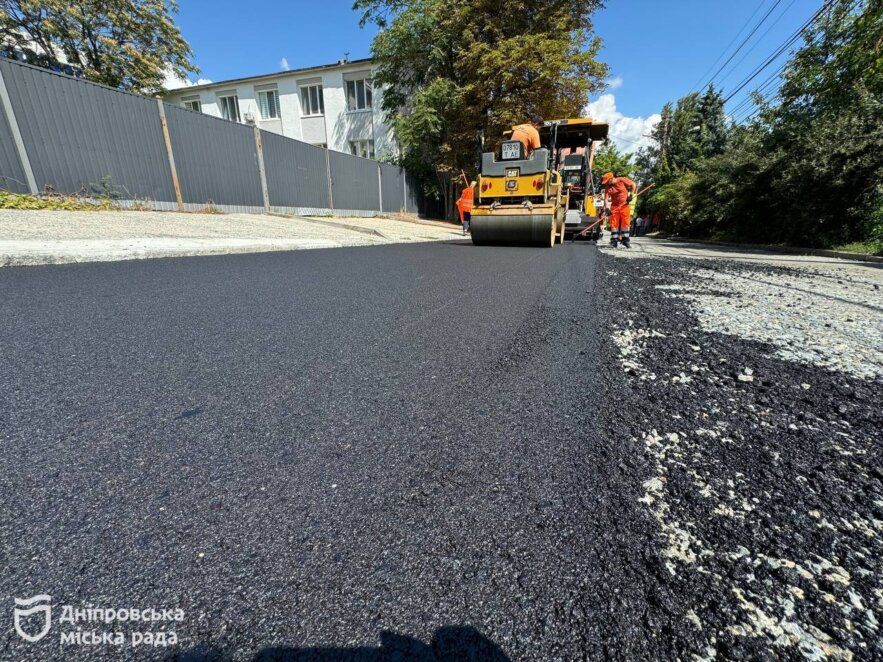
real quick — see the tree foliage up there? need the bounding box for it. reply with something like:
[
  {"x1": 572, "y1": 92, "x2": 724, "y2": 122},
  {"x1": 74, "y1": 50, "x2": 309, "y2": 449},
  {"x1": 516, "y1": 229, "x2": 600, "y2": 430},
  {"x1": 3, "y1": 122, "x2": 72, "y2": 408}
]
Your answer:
[
  {"x1": 0, "y1": 0, "x2": 196, "y2": 94},
  {"x1": 591, "y1": 142, "x2": 636, "y2": 184},
  {"x1": 639, "y1": 0, "x2": 882, "y2": 252},
  {"x1": 354, "y1": 0, "x2": 608, "y2": 214},
  {"x1": 637, "y1": 85, "x2": 726, "y2": 187}
]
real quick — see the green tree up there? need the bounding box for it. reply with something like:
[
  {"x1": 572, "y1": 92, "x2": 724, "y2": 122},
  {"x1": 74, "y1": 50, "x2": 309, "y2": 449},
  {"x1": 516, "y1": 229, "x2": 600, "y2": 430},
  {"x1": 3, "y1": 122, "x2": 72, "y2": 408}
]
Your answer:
[
  {"x1": 641, "y1": 102, "x2": 673, "y2": 184},
  {"x1": 639, "y1": 86, "x2": 726, "y2": 190},
  {"x1": 354, "y1": 0, "x2": 608, "y2": 218},
  {"x1": 697, "y1": 85, "x2": 727, "y2": 157},
  {"x1": 640, "y1": 0, "x2": 882, "y2": 252},
  {"x1": 758, "y1": 0, "x2": 883, "y2": 248},
  {"x1": 668, "y1": 92, "x2": 701, "y2": 171},
  {"x1": 592, "y1": 143, "x2": 636, "y2": 184},
  {"x1": 0, "y1": 0, "x2": 196, "y2": 94}
]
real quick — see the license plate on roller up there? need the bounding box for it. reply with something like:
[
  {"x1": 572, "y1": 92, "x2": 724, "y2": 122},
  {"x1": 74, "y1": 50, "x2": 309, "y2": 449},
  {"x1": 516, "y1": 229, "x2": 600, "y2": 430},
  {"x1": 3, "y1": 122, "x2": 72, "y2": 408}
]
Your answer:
[{"x1": 501, "y1": 142, "x2": 522, "y2": 160}]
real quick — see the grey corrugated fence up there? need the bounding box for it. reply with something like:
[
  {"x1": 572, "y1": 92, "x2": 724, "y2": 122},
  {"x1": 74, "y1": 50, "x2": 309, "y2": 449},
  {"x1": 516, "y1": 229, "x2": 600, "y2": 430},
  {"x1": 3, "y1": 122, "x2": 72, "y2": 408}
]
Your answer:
[
  {"x1": 0, "y1": 92, "x2": 28, "y2": 193},
  {"x1": 0, "y1": 56, "x2": 424, "y2": 217}
]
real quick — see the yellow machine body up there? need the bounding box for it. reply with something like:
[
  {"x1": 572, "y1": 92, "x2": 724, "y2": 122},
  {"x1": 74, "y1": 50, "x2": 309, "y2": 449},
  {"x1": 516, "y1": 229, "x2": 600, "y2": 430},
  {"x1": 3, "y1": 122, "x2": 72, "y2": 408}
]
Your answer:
[{"x1": 478, "y1": 170, "x2": 560, "y2": 199}]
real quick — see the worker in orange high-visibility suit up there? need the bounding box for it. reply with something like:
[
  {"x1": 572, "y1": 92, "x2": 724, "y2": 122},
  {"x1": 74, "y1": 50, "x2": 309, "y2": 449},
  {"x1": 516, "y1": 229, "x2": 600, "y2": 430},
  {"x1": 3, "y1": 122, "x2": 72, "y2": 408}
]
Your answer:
[
  {"x1": 601, "y1": 172, "x2": 637, "y2": 248},
  {"x1": 511, "y1": 116, "x2": 543, "y2": 158},
  {"x1": 456, "y1": 181, "x2": 476, "y2": 235}
]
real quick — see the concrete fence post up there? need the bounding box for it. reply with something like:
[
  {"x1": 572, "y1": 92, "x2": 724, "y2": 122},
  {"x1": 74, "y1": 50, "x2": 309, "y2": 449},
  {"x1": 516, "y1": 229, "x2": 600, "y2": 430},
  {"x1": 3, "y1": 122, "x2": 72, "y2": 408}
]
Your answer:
[
  {"x1": 377, "y1": 163, "x2": 383, "y2": 214},
  {"x1": 156, "y1": 99, "x2": 184, "y2": 211},
  {"x1": 0, "y1": 67, "x2": 38, "y2": 195},
  {"x1": 401, "y1": 168, "x2": 407, "y2": 214},
  {"x1": 325, "y1": 149, "x2": 334, "y2": 211},
  {"x1": 253, "y1": 125, "x2": 271, "y2": 213}
]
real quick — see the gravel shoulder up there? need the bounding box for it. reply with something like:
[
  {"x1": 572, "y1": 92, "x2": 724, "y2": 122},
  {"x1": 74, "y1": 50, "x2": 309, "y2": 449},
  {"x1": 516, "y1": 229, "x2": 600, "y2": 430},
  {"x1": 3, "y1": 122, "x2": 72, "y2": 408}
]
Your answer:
[
  {"x1": 0, "y1": 209, "x2": 463, "y2": 267},
  {"x1": 596, "y1": 242, "x2": 883, "y2": 660},
  {"x1": 604, "y1": 238, "x2": 883, "y2": 380}
]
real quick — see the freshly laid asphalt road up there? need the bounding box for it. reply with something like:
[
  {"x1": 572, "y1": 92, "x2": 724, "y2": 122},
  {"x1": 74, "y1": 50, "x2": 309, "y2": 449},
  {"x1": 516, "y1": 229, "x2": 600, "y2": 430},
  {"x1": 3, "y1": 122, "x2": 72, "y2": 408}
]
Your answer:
[{"x1": 1, "y1": 242, "x2": 650, "y2": 660}]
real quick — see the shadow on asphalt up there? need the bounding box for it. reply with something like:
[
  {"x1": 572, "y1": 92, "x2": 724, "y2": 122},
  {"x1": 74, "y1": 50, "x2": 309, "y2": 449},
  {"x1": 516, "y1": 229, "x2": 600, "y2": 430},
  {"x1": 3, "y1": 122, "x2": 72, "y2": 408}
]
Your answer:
[{"x1": 174, "y1": 626, "x2": 510, "y2": 661}]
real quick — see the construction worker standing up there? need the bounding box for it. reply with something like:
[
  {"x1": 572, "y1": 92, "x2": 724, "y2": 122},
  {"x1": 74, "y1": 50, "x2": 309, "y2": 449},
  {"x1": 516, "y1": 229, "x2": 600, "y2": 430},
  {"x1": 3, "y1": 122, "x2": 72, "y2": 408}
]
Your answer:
[
  {"x1": 601, "y1": 172, "x2": 637, "y2": 248},
  {"x1": 511, "y1": 116, "x2": 543, "y2": 158},
  {"x1": 456, "y1": 181, "x2": 475, "y2": 235}
]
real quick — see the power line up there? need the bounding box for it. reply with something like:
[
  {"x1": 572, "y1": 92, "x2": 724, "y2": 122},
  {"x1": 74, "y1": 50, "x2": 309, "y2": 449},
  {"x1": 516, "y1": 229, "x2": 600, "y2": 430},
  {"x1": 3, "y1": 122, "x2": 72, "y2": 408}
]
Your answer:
[
  {"x1": 714, "y1": 0, "x2": 801, "y2": 87},
  {"x1": 723, "y1": 0, "x2": 835, "y2": 105},
  {"x1": 733, "y1": 92, "x2": 777, "y2": 123},
  {"x1": 727, "y1": 0, "x2": 860, "y2": 118},
  {"x1": 736, "y1": 99, "x2": 776, "y2": 123},
  {"x1": 689, "y1": 0, "x2": 770, "y2": 91},
  {"x1": 606, "y1": 133, "x2": 651, "y2": 150},
  {"x1": 699, "y1": 0, "x2": 785, "y2": 91},
  {"x1": 727, "y1": 60, "x2": 789, "y2": 116}
]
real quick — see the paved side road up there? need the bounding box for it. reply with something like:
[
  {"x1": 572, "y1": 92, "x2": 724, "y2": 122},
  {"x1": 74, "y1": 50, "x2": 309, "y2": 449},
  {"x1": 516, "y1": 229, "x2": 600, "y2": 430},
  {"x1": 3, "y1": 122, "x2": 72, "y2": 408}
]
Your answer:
[{"x1": 1, "y1": 239, "x2": 880, "y2": 660}]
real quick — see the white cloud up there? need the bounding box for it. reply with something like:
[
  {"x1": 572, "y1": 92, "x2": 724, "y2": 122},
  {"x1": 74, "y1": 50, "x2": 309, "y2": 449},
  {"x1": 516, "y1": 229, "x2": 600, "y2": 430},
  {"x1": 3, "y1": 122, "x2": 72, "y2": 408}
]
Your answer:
[
  {"x1": 280, "y1": 57, "x2": 290, "y2": 71},
  {"x1": 607, "y1": 76, "x2": 623, "y2": 90},
  {"x1": 163, "y1": 69, "x2": 213, "y2": 90},
  {"x1": 584, "y1": 93, "x2": 660, "y2": 154}
]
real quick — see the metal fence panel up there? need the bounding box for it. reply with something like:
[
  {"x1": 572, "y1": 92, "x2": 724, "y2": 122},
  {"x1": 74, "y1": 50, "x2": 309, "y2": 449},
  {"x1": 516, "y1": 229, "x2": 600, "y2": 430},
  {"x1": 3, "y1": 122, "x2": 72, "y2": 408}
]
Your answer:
[
  {"x1": 0, "y1": 86, "x2": 28, "y2": 193},
  {"x1": 380, "y1": 163, "x2": 404, "y2": 213},
  {"x1": 0, "y1": 58, "x2": 175, "y2": 201},
  {"x1": 163, "y1": 103, "x2": 263, "y2": 208},
  {"x1": 405, "y1": 173, "x2": 422, "y2": 214},
  {"x1": 329, "y1": 151, "x2": 380, "y2": 211},
  {"x1": 261, "y1": 130, "x2": 330, "y2": 209},
  {"x1": 0, "y1": 58, "x2": 420, "y2": 216}
]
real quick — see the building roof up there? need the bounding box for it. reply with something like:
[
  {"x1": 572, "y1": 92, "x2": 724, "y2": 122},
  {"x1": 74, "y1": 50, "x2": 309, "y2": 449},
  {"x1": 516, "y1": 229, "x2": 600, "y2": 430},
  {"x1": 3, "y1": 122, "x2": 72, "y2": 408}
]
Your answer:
[{"x1": 166, "y1": 57, "x2": 373, "y2": 95}]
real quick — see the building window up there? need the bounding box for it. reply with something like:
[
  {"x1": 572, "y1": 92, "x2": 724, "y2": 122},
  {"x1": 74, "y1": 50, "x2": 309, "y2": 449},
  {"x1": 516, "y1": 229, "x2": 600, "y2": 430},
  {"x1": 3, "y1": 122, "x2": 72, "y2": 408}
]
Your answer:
[
  {"x1": 345, "y1": 78, "x2": 372, "y2": 111},
  {"x1": 218, "y1": 94, "x2": 240, "y2": 122},
  {"x1": 182, "y1": 97, "x2": 201, "y2": 112},
  {"x1": 350, "y1": 139, "x2": 375, "y2": 159},
  {"x1": 300, "y1": 84, "x2": 324, "y2": 116},
  {"x1": 257, "y1": 89, "x2": 280, "y2": 119}
]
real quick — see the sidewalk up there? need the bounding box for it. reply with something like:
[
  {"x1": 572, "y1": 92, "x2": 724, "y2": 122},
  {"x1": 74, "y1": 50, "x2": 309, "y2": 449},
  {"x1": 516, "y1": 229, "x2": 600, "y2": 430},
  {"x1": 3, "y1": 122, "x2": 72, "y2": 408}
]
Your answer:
[{"x1": 0, "y1": 209, "x2": 463, "y2": 267}]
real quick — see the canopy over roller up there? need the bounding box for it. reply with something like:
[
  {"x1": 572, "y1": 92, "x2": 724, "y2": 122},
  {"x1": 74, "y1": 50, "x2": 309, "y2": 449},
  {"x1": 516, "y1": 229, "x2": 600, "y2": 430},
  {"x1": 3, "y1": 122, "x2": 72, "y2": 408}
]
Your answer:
[{"x1": 539, "y1": 119, "x2": 609, "y2": 150}]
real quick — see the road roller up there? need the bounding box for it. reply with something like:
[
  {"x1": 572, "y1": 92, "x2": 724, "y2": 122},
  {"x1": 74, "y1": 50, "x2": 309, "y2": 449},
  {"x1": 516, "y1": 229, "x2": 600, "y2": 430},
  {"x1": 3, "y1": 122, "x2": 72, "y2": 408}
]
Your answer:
[{"x1": 470, "y1": 118, "x2": 610, "y2": 247}]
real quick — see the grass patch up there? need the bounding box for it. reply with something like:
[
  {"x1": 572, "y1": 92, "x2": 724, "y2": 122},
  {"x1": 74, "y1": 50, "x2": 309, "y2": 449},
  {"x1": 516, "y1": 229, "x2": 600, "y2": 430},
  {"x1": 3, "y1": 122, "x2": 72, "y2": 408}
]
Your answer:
[
  {"x1": 0, "y1": 190, "x2": 117, "y2": 211},
  {"x1": 195, "y1": 200, "x2": 222, "y2": 214},
  {"x1": 831, "y1": 240, "x2": 883, "y2": 257}
]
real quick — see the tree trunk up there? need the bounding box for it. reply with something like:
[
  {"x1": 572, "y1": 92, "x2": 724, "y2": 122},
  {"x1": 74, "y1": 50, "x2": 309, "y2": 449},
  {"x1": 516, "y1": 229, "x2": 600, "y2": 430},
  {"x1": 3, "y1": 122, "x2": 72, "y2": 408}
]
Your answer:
[{"x1": 435, "y1": 169, "x2": 456, "y2": 222}]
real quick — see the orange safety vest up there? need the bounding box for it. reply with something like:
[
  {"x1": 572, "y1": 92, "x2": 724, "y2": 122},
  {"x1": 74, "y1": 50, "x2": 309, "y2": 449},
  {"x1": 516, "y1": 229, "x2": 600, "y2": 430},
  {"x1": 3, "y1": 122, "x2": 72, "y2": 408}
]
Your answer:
[{"x1": 456, "y1": 186, "x2": 474, "y2": 222}]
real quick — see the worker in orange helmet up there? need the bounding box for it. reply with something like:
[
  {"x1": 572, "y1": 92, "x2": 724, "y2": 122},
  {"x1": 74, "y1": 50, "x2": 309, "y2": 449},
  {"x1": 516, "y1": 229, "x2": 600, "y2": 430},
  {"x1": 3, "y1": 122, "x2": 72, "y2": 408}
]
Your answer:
[
  {"x1": 511, "y1": 116, "x2": 543, "y2": 158},
  {"x1": 600, "y1": 171, "x2": 637, "y2": 248},
  {"x1": 456, "y1": 180, "x2": 476, "y2": 235}
]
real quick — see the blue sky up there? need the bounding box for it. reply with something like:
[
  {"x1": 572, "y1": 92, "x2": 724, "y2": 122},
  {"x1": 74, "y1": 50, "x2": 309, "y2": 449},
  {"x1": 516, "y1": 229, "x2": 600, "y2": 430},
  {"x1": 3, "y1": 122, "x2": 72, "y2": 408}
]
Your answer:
[{"x1": 171, "y1": 0, "x2": 823, "y2": 151}]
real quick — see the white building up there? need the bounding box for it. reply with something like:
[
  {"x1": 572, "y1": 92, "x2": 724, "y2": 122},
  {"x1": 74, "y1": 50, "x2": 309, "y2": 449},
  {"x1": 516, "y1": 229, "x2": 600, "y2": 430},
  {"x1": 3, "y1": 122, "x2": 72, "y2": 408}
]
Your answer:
[{"x1": 162, "y1": 57, "x2": 394, "y2": 159}]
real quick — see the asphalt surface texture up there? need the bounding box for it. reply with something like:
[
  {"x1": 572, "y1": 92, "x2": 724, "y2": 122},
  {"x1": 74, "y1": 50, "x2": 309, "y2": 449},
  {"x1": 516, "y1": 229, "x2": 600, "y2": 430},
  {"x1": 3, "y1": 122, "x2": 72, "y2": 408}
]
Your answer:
[{"x1": 1, "y1": 240, "x2": 881, "y2": 661}]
